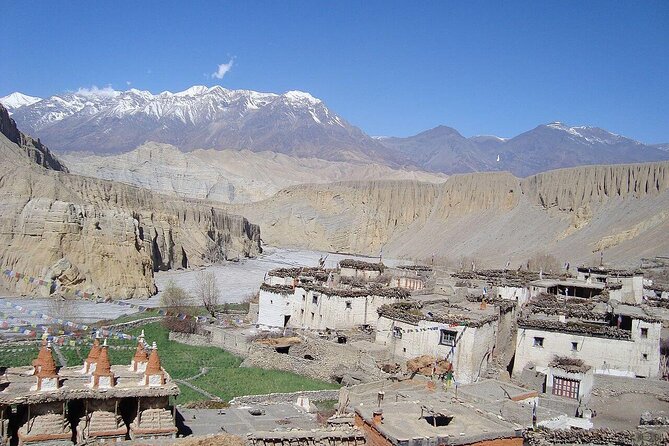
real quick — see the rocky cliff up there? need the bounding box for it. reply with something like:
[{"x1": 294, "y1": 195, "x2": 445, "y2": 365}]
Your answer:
[
  {"x1": 0, "y1": 107, "x2": 261, "y2": 298},
  {"x1": 0, "y1": 104, "x2": 68, "y2": 172},
  {"x1": 60, "y1": 142, "x2": 446, "y2": 203},
  {"x1": 227, "y1": 161, "x2": 669, "y2": 267}
]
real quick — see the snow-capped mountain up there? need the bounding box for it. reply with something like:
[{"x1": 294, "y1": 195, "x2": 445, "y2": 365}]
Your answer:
[
  {"x1": 379, "y1": 122, "x2": 669, "y2": 177},
  {"x1": 0, "y1": 92, "x2": 42, "y2": 113},
  {"x1": 6, "y1": 85, "x2": 669, "y2": 175},
  {"x1": 8, "y1": 85, "x2": 396, "y2": 163}
]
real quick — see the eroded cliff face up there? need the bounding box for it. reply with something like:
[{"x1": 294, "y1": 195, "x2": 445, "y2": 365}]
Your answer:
[
  {"x1": 521, "y1": 162, "x2": 669, "y2": 211},
  {"x1": 0, "y1": 117, "x2": 261, "y2": 298},
  {"x1": 0, "y1": 104, "x2": 68, "y2": 172},
  {"x1": 228, "y1": 162, "x2": 669, "y2": 267}
]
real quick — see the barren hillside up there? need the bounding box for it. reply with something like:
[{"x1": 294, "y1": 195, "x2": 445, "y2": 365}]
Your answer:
[
  {"x1": 61, "y1": 142, "x2": 447, "y2": 203},
  {"x1": 225, "y1": 162, "x2": 669, "y2": 267}
]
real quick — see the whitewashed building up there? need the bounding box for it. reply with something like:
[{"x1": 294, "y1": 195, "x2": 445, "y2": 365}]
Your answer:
[
  {"x1": 257, "y1": 283, "x2": 409, "y2": 330},
  {"x1": 374, "y1": 300, "x2": 508, "y2": 384},
  {"x1": 576, "y1": 266, "x2": 644, "y2": 304},
  {"x1": 513, "y1": 295, "x2": 662, "y2": 380},
  {"x1": 339, "y1": 259, "x2": 384, "y2": 280}
]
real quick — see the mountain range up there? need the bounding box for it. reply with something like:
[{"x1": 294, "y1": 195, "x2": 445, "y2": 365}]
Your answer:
[{"x1": 3, "y1": 86, "x2": 669, "y2": 177}]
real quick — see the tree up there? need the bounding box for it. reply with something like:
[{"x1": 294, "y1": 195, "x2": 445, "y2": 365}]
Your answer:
[
  {"x1": 196, "y1": 271, "x2": 221, "y2": 317},
  {"x1": 160, "y1": 280, "x2": 195, "y2": 333},
  {"x1": 48, "y1": 296, "x2": 78, "y2": 333},
  {"x1": 160, "y1": 280, "x2": 189, "y2": 312}
]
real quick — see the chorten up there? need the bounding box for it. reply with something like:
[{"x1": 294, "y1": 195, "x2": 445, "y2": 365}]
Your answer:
[
  {"x1": 31, "y1": 342, "x2": 59, "y2": 391},
  {"x1": 130, "y1": 330, "x2": 149, "y2": 373},
  {"x1": 91, "y1": 339, "x2": 115, "y2": 389},
  {"x1": 32, "y1": 339, "x2": 50, "y2": 375},
  {"x1": 141, "y1": 342, "x2": 165, "y2": 386},
  {"x1": 82, "y1": 332, "x2": 102, "y2": 374}
]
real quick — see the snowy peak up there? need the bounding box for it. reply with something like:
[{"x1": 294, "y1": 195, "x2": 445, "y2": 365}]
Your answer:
[
  {"x1": 9, "y1": 84, "x2": 393, "y2": 162},
  {"x1": 542, "y1": 121, "x2": 634, "y2": 145},
  {"x1": 173, "y1": 85, "x2": 211, "y2": 97},
  {"x1": 282, "y1": 90, "x2": 321, "y2": 105},
  {"x1": 0, "y1": 92, "x2": 42, "y2": 112},
  {"x1": 12, "y1": 85, "x2": 331, "y2": 128}
]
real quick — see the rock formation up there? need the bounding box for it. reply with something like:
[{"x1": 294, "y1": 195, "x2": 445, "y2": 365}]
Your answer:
[
  {"x1": 0, "y1": 105, "x2": 261, "y2": 298},
  {"x1": 60, "y1": 142, "x2": 446, "y2": 204},
  {"x1": 225, "y1": 161, "x2": 669, "y2": 267}
]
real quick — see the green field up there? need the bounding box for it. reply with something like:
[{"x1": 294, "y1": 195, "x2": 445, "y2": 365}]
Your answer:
[
  {"x1": 1, "y1": 319, "x2": 338, "y2": 404},
  {"x1": 124, "y1": 323, "x2": 339, "y2": 403}
]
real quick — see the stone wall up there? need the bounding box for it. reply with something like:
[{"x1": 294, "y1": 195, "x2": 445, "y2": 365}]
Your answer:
[
  {"x1": 229, "y1": 389, "x2": 340, "y2": 405},
  {"x1": 240, "y1": 337, "x2": 387, "y2": 384},
  {"x1": 168, "y1": 332, "x2": 211, "y2": 348},
  {"x1": 248, "y1": 429, "x2": 365, "y2": 446}
]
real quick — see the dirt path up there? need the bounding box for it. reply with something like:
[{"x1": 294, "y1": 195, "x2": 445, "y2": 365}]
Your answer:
[
  {"x1": 175, "y1": 367, "x2": 222, "y2": 401},
  {"x1": 52, "y1": 344, "x2": 67, "y2": 367}
]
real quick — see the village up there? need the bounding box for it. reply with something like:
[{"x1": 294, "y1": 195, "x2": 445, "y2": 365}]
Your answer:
[{"x1": 1, "y1": 254, "x2": 668, "y2": 446}]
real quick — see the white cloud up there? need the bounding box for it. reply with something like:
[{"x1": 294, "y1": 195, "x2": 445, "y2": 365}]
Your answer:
[
  {"x1": 75, "y1": 85, "x2": 118, "y2": 97},
  {"x1": 212, "y1": 58, "x2": 235, "y2": 79},
  {"x1": 126, "y1": 80, "x2": 132, "y2": 86}
]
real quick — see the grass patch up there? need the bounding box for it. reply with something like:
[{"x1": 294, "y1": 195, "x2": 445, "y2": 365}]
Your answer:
[
  {"x1": 123, "y1": 323, "x2": 338, "y2": 403},
  {"x1": 0, "y1": 346, "x2": 39, "y2": 367},
  {"x1": 314, "y1": 399, "x2": 338, "y2": 411},
  {"x1": 1, "y1": 318, "x2": 339, "y2": 404}
]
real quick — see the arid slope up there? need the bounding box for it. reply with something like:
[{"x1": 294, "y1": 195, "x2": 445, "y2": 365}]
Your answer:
[
  {"x1": 225, "y1": 163, "x2": 669, "y2": 267},
  {"x1": 61, "y1": 142, "x2": 447, "y2": 203}
]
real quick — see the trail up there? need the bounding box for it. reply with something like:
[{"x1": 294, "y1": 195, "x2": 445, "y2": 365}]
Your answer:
[
  {"x1": 174, "y1": 367, "x2": 222, "y2": 401},
  {"x1": 52, "y1": 344, "x2": 67, "y2": 367}
]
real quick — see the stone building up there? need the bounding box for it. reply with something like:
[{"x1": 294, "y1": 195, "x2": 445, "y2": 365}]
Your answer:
[
  {"x1": 258, "y1": 282, "x2": 409, "y2": 330},
  {"x1": 513, "y1": 293, "x2": 662, "y2": 390},
  {"x1": 339, "y1": 259, "x2": 384, "y2": 280},
  {"x1": 257, "y1": 262, "x2": 410, "y2": 330},
  {"x1": 374, "y1": 297, "x2": 514, "y2": 384},
  {"x1": 452, "y1": 269, "x2": 556, "y2": 308},
  {"x1": 576, "y1": 266, "x2": 644, "y2": 304},
  {"x1": 348, "y1": 380, "x2": 525, "y2": 446},
  {"x1": 0, "y1": 335, "x2": 179, "y2": 446}
]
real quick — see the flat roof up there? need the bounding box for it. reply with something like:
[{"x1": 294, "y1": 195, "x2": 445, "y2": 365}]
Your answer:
[
  {"x1": 0, "y1": 365, "x2": 179, "y2": 405},
  {"x1": 356, "y1": 400, "x2": 520, "y2": 445},
  {"x1": 529, "y1": 279, "x2": 605, "y2": 290},
  {"x1": 345, "y1": 379, "x2": 568, "y2": 444}
]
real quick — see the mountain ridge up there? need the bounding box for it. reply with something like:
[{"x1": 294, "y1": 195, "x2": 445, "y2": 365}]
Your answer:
[
  {"x1": 5, "y1": 86, "x2": 403, "y2": 164},
  {"x1": 4, "y1": 86, "x2": 669, "y2": 176}
]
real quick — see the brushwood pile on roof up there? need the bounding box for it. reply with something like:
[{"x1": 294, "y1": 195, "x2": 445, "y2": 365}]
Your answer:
[
  {"x1": 377, "y1": 302, "x2": 498, "y2": 328},
  {"x1": 339, "y1": 259, "x2": 385, "y2": 272},
  {"x1": 452, "y1": 269, "x2": 563, "y2": 287},
  {"x1": 549, "y1": 356, "x2": 591, "y2": 373}
]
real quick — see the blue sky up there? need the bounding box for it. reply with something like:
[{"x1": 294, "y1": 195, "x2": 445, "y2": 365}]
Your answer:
[{"x1": 1, "y1": 1, "x2": 668, "y2": 142}]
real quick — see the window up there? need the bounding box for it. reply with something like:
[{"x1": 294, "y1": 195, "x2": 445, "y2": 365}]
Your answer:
[
  {"x1": 312, "y1": 295, "x2": 318, "y2": 305},
  {"x1": 571, "y1": 342, "x2": 578, "y2": 351},
  {"x1": 439, "y1": 329, "x2": 457, "y2": 346},
  {"x1": 345, "y1": 301, "x2": 352, "y2": 309},
  {"x1": 533, "y1": 337, "x2": 544, "y2": 348},
  {"x1": 641, "y1": 328, "x2": 648, "y2": 338},
  {"x1": 552, "y1": 377, "x2": 580, "y2": 399},
  {"x1": 642, "y1": 353, "x2": 648, "y2": 360},
  {"x1": 392, "y1": 327, "x2": 402, "y2": 339}
]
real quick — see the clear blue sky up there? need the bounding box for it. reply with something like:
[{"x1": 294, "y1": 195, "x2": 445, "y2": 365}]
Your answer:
[{"x1": 2, "y1": 1, "x2": 668, "y2": 142}]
